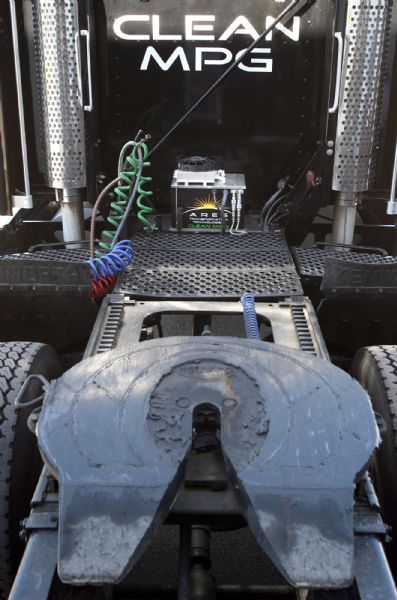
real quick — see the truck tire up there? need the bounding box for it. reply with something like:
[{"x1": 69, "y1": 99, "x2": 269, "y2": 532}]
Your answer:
[
  {"x1": 351, "y1": 345, "x2": 397, "y2": 569},
  {"x1": 0, "y1": 342, "x2": 60, "y2": 599}
]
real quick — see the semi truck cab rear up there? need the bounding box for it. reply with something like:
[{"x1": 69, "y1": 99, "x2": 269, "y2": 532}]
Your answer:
[{"x1": 1, "y1": 1, "x2": 397, "y2": 599}]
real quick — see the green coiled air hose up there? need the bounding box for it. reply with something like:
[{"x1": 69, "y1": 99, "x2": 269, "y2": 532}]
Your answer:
[
  {"x1": 100, "y1": 141, "x2": 153, "y2": 253},
  {"x1": 133, "y1": 142, "x2": 153, "y2": 229}
]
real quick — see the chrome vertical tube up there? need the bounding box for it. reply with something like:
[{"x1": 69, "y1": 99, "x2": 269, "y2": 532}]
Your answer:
[
  {"x1": 332, "y1": 192, "x2": 358, "y2": 247},
  {"x1": 387, "y1": 137, "x2": 397, "y2": 215},
  {"x1": 9, "y1": 0, "x2": 32, "y2": 208}
]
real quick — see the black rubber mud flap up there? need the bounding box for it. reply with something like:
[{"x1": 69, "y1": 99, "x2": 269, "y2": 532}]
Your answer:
[
  {"x1": 351, "y1": 345, "x2": 397, "y2": 571},
  {"x1": 0, "y1": 342, "x2": 60, "y2": 599}
]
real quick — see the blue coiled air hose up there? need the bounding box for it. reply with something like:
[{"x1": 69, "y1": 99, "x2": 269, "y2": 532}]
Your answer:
[
  {"x1": 88, "y1": 239, "x2": 135, "y2": 279},
  {"x1": 241, "y1": 293, "x2": 260, "y2": 340}
]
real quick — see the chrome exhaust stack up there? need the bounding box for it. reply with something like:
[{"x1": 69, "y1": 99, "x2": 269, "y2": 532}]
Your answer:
[
  {"x1": 332, "y1": 0, "x2": 392, "y2": 246},
  {"x1": 32, "y1": 0, "x2": 86, "y2": 243}
]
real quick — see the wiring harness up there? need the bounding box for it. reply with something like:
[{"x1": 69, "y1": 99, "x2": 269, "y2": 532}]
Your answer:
[
  {"x1": 260, "y1": 178, "x2": 289, "y2": 229},
  {"x1": 230, "y1": 190, "x2": 246, "y2": 236}
]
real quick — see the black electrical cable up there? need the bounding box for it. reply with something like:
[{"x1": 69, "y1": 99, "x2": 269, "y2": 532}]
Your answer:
[
  {"x1": 90, "y1": 176, "x2": 120, "y2": 259},
  {"x1": 260, "y1": 176, "x2": 290, "y2": 224},
  {"x1": 111, "y1": 146, "x2": 144, "y2": 248},
  {"x1": 149, "y1": 0, "x2": 307, "y2": 156},
  {"x1": 264, "y1": 195, "x2": 287, "y2": 226},
  {"x1": 260, "y1": 189, "x2": 284, "y2": 223}
]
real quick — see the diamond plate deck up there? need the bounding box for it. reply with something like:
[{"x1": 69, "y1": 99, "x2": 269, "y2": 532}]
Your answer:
[
  {"x1": 293, "y1": 246, "x2": 397, "y2": 279},
  {"x1": 117, "y1": 231, "x2": 303, "y2": 299}
]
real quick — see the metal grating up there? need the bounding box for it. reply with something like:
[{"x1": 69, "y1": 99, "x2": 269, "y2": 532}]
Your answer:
[
  {"x1": 0, "y1": 233, "x2": 302, "y2": 300},
  {"x1": 332, "y1": 0, "x2": 392, "y2": 192},
  {"x1": 117, "y1": 231, "x2": 303, "y2": 299},
  {"x1": 31, "y1": 0, "x2": 86, "y2": 188},
  {"x1": 293, "y1": 246, "x2": 397, "y2": 279},
  {"x1": 0, "y1": 248, "x2": 90, "y2": 263}
]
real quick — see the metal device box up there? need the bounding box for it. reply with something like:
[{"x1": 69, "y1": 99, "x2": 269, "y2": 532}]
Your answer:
[{"x1": 171, "y1": 173, "x2": 246, "y2": 231}]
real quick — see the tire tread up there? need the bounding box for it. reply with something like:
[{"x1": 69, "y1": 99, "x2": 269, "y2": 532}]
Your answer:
[
  {"x1": 0, "y1": 342, "x2": 57, "y2": 598},
  {"x1": 354, "y1": 345, "x2": 397, "y2": 448}
]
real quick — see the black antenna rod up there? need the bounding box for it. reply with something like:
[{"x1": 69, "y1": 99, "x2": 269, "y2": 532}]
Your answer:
[{"x1": 149, "y1": 0, "x2": 311, "y2": 156}]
